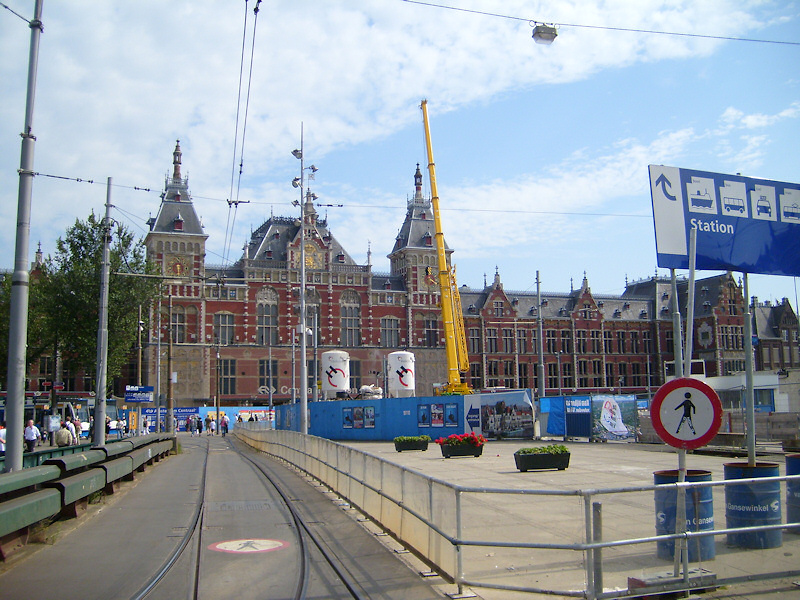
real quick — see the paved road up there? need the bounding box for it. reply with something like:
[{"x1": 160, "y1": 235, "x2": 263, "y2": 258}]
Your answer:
[
  {"x1": 340, "y1": 438, "x2": 800, "y2": 599},
  {"x1": 0, "y1": 434, "x2": 446, "y2": 600}
]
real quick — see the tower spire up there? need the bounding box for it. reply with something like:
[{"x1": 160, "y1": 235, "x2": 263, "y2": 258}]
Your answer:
[{"x1": 172, "y1": 140, "x2": 182, "y2": 181}]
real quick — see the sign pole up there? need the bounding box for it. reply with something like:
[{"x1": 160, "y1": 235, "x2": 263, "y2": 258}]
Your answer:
[{"x1": 743, "y1": 273, "x2": 756, "y2": 466}]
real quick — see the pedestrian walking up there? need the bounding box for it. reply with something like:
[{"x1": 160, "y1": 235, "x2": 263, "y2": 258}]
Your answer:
[
  {"x1": 220, "y1": 414, "x2": 229, "y2": 437},
  {"x1": 55, "y1": 422, "x2": 72, "y2": 447},
  {"x1": 0, "y1": 421, "x2": 7, "y2": 457},
  {"x1": 196, "y1": 417, "x2": 203, "y2": 436},
  {"x1": 24, "y1": 419, "x2": 41, "y2": 453}
]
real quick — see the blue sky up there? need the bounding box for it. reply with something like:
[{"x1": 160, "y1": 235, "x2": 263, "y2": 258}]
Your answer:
[{"x1": 1, "y1": 0, "x2": 799, "y2": 307}]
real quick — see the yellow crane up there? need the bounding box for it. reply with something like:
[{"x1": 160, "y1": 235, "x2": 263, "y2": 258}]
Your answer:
[{"x1": 421, "y1": 100, "x2": 472, "y2": 395}]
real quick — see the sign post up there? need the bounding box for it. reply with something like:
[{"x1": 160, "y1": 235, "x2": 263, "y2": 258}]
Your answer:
[{"x1": 651, "y1": 377, "x2": 722, "y2": 576}]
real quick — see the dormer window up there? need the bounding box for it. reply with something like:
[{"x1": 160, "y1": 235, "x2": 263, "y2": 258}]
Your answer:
[
  {"x1": 273, "y1": 233, "x2": 280, "y2": 240},
  {"x1": 266, "y1": 250, "x2": 273, "y2": 258},
  {"x1": 468, "y1": 304, "x2": 477, "y2": 313},
  {"x1": 423, "y1": 232, "x2": 432, "y2": 246},
  {"x1": 173, "y1": 212, "x2": 184, "y2": 231},
  {"x1": 337, "y1": 253, "x2": 345, "y2": 263},
  {"x1": 703, "y1": 300, "x2": 712, "y2": 311},
  {"x1": 384, "y1": 281, "x2": 391, "y2": 290},
  {"x1": 540, "y1": 298, "x2": 548, "y2": 306},
  {"x1": 623, "y1": 302, "x2": 630, "y2": 310},
  {"x1": 420, "y1": 212, "x2": 427, "y2": 220},
  {"x1": 174, "y1": 193, "x2": 181, "y2": 201},
  {"x1": 614, "y1": 308, "x2": 622, "y2": 317},
  {"x1": 640, "y1": 309, "x2": 648, "y2": 318},
  {"x1": 597, "y1": 301, "x2": 604, "y2": 307},
  {"x1": 529, "y1": 306, "x2": 538, "y2": 316},
  {"x1": 661, "y1": 306, "x2": 670, "y2": 314}
]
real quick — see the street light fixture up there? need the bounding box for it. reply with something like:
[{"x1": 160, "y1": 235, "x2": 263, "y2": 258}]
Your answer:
[{"x1": 532, "y1": 23, "x2": 558, "y2": 44}]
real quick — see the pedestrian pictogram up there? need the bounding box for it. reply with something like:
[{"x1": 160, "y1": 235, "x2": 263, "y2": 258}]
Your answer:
[
  {"x1": 208, "y1": 539, "x2": 289, "y2": 554},
  {"x1": 651, "y1": 378, "x2": 722, "y2": 450}
]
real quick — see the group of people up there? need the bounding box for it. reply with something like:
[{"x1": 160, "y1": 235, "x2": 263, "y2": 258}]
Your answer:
[
  {"x1": 185, "y1": 413, "x2": 230, "y2": 437},
  {"x1": 33, "y1": 415, "x2": 85, "y2": 450}
]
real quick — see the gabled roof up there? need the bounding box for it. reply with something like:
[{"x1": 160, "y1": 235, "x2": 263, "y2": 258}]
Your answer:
[
  {"x1": 389, "y1": 165, "x2": 451, "y2": 257},
  {"x1": 148, "y1": 140, "x2": 206, "y2": 238}
]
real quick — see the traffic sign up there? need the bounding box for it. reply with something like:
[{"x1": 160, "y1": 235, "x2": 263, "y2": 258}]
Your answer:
[
  {"x1": 651, "y1": 378, "x2": 722, "y2": 450},
  {"x1": 649, "y1": 165, "x2": 800, "y2": 277}
]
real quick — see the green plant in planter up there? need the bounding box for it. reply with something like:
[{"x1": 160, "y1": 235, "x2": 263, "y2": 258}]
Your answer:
[
  {"x1": 393, "y1": 435, "x2": 431, "y2": 444},
  {"x1": 514, "y1": 444, "x2": 570, "y2": 471},
  {"x1": 393, "y1": 435, "x2": 431, "y2": 452},
  {"x1": 516, "y1": 444, "x2": 568, "y2": 455}
]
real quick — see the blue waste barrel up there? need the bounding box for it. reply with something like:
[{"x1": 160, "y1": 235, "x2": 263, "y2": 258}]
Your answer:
[
  {"x1": 724, "y1": 462, "x2": 782, "y2": 549},
  {"x1": 787, "y1": 454, "x2": 800, "y2": 534},
  {"x1": 654, "y1": 469, "x2": 715, "y2": 561}
]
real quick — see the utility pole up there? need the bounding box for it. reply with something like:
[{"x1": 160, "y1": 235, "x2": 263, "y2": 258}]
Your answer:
[
  {"x1": 4, "y1": 0, "x2": 44, "y2": 473},
  {"x1": 93, "y1": 178, "x2": 112, "y2": 448}
]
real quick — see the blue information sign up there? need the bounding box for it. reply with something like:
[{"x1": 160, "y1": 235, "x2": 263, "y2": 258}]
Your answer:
[
  {"x1": 125, "y1": 385, "x2": 154, "y2": 403},
  {"x1": 649, "y1": 165, "x2": 800, "y2": 277}
]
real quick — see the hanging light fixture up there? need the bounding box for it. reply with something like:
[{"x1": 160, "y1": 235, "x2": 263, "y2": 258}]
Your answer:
[{"x1": 532, "y1": 23, "x2": 558, "y2": 44}]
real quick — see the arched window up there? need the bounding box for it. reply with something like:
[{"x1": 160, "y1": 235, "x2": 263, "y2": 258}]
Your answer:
[
  {"x1": 340, "y1": 290, "x2": 361, "y2": 347},
  {"x1": 256, "y1": 287, "x2": 279, "y2": 345}
]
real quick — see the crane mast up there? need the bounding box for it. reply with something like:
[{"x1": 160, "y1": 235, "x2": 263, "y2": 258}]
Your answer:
[{"x1": 421, "y1": 100, "x2": 472, "y2": 395}]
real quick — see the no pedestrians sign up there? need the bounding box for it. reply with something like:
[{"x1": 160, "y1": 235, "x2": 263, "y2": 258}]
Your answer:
[{"x1": 651, "y1": 378, "x2": 722, "y2": 450}]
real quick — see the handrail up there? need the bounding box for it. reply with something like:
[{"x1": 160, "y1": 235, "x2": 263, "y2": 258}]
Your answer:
[{"x1": 235, "y1": 426, "x2": 800, "y2": 599}]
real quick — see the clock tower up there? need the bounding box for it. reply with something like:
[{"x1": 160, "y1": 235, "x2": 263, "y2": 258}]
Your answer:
[{"x1": 145, "y1": 140, "x2": 208, "y2": 281}]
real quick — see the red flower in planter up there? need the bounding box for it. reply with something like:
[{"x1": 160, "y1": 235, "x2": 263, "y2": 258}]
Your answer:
[{"x1": 435, "y1": 432, "x2": 486, "y2": 448}]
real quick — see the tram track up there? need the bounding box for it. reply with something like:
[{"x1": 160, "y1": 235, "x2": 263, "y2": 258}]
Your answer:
[{"x1": 131, "y1": 435, "x2": 366, "y2": 600}]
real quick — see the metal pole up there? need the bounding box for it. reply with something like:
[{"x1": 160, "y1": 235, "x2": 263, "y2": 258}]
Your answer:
[
  {"x1": 743, "y1": 274, "x2": 756, "y2": 466},
  {"x1": 93, "y1": 178, "x2": 112, "y2": 448},
  {"x1": 683, "y1": 228, "x2": 697, "y2": 377},
  {"x1": 167, "y1": 292, "x2": 174, "y2": 434},
  {"x1": 5, "y1": 0, "x2": 44, "y2": 473},
  {"x1": 268, "y1": 342, "x2": 273, "y2": 428},
  {"x1": 592, "y1": 501, "x2": 603, "y2": 597},
  {"x1": 298, "y1": 124, "x2": 309, "y2": 435},
  {"x1": 536, "y1": 271, "x2": 545, "y2": 438},
  {"x1": 216, "y1": 347, "x2": 221, "y2": 435},
  {"x1": 137, "y1": 305, "x2": 142, "y2": 438}
]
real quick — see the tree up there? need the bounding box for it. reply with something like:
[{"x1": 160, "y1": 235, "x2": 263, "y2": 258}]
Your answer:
[
  {"x1": 38, "y1": 212, "x2": 159, "y2": 393},
  {"x1": 0, "y1": 265, "x2": 52, "y2": 390}
]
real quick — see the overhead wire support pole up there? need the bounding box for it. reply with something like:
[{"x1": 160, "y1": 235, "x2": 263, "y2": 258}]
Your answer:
[
  {"x1": 93, "y1": 178, "x2": 112, "y2": 448},
  {"x1": 294, "y1": 123, "x2": 309, "y2": 434},
  {"x1": 5, "y1": 0, "x2": 44, "y2": 472}
]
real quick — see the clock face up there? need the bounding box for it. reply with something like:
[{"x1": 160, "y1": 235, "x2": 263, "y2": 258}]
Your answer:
[
  {"x1": 304, "y1": 244, "x2": 322, "y2": 269},
  {"x1": 167, "y1": 256, "x2": 189, "y2": 276}
]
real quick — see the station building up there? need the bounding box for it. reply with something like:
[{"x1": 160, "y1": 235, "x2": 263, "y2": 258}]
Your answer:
[
  {"x1": 16, "y1": 142, "x2": 797, "y2": 416},
  {"x1": 132, "y1": 142, "x2": 799, "y2": 412}
]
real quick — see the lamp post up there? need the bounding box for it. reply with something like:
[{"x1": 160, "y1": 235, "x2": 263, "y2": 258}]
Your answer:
[{"x1": 292, "y1": 125, "x2": 317, "y2": 435}]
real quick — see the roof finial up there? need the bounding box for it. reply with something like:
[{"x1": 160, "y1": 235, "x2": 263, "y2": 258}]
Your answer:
[{"x1": 172, "y1": 140, "x2": 182, "y2": 181}]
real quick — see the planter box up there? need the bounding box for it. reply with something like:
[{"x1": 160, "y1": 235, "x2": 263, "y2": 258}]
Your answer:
[
  {"x1": 514, "y1": 451, "x2": 570, "y2": 472},
  {"x1": 440, "y1": 445, "x2": 483, "y2": 458},
  {"x1": 394, "y1": 440, "x2": 429, "y2": 452}
]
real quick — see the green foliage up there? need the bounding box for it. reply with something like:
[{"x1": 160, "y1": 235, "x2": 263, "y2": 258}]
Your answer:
[
  {"x1": 0, "y1": 264, "x2": 56, "y2": 387},
  {"x1": 516, "y1": 444, "x2": 569, "y2": 455},
  {"x1": 393, "y1": 435, "x2": 431, "y2": 443},
  {"x1": 36, "y1": 211, "x2": 159, "y2": 391}
]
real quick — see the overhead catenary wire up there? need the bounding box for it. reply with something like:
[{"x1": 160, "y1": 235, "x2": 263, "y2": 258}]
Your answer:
[
  {"x1": 222, "y1": 0, "x2": 262, "y2": 267},
  {"x1": 399, "y1": 0, "x2": 800, "y2": 46}
]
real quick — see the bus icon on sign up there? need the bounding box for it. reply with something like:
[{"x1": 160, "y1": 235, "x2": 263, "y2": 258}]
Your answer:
[{"x1": 723, "y1": 196, "x2": 745, "y2": 213}]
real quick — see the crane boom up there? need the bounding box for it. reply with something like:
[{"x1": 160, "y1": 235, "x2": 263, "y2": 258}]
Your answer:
[{"x1": 421, "y1": 100, "x2": 472, "y2": 395}]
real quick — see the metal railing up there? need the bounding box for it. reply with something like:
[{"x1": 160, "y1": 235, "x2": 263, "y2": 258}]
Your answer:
[{"x1": 236, "y1": 426, "x2": 800, "y2": 599}]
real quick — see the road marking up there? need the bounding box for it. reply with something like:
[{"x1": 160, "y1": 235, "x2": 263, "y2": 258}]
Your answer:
[{"x1": 208, "y1": 539, "x2": 289, "y2": 554}]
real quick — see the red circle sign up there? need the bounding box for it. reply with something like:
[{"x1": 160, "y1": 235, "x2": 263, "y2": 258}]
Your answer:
[{"x1": 651, "y1": 378, "x2": 722, "y2": 450}]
